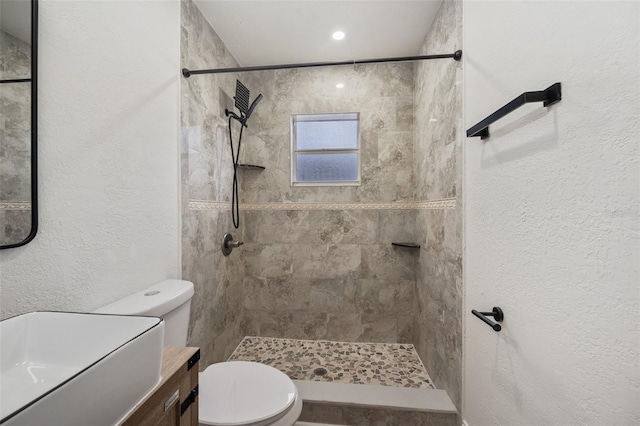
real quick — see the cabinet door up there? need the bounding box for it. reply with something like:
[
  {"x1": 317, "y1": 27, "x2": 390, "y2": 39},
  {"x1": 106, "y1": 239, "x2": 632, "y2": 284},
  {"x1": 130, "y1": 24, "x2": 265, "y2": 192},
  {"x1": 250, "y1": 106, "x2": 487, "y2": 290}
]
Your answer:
[
  {"x1": 121, "y1": 348, "x2": 200, "y2": 426},
  {"x1": 179, "y1": 359, "x2": 199, "y2": 426},
  {"x1": 122, "y1": 376, "x2": 181, "y2": 426}
]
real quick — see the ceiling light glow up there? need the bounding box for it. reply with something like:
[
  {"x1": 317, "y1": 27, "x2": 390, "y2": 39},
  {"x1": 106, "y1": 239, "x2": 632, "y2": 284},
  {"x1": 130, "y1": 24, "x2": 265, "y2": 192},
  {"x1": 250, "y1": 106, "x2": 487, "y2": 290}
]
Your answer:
[
  {"x1": 332, "y1": 31, "x2": 345, "y2": 40},
  {"x1": 336, "y1": 83, "x2": 345, "y2": 89}
]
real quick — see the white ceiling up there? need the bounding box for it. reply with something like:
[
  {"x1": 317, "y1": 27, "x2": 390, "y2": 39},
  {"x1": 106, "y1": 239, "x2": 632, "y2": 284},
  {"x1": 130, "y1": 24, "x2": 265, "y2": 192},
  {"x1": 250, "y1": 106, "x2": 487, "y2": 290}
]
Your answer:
[{"x1": 193, "y1": 0, "x2": 444, "y2": 67}]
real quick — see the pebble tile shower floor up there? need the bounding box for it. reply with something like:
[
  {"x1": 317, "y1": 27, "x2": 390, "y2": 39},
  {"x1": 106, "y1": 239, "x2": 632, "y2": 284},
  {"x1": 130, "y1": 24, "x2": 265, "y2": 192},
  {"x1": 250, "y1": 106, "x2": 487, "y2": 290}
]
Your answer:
[{"x1": 228, "y1": 336, "x2": 435, "y2": 389}]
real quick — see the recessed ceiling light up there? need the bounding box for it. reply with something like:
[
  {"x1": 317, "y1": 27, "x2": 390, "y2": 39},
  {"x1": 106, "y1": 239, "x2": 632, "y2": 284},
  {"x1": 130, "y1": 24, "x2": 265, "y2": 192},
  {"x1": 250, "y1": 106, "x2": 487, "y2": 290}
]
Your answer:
[
  {"x1": 336, "y1": 83, "x2": 345, "y2": 89},
  {"x1": 332, "y1": 31, "x2": 345, "y2": 40}
]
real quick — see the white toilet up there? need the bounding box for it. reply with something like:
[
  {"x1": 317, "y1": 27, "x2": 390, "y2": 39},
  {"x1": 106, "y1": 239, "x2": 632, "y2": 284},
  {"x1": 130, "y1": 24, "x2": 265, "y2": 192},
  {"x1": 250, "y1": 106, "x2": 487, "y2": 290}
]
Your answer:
[{"x1": 95, "y1": 279, "x2": 303, "y2": 426}]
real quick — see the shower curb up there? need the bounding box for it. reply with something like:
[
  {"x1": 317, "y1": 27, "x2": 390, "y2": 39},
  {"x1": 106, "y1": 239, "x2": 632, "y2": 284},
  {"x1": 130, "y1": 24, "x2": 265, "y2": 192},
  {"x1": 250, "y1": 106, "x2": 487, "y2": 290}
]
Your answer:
[{"x1": 294, "y1": 380, "x2": 457, "y2": 426}]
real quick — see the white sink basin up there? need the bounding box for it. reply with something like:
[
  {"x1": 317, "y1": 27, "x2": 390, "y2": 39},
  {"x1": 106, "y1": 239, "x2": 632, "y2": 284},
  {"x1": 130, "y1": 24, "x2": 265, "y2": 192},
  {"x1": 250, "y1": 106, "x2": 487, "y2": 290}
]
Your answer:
[{"x1": 0, "y1": 311, "x2": 164, "y2": 425}]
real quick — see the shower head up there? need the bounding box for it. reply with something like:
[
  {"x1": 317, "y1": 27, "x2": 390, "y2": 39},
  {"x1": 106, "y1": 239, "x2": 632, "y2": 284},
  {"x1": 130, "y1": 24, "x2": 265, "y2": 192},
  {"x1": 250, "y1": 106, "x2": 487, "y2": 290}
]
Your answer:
[
  {"x1": 234, "y1": 80, "x2": 250, "y2": 115},
  {"x1": 226, "y1": 80, "x2": 263, "y2": 127},
  {"x1": 244, "y1": 93, "x2": 263, "y2": 123}
]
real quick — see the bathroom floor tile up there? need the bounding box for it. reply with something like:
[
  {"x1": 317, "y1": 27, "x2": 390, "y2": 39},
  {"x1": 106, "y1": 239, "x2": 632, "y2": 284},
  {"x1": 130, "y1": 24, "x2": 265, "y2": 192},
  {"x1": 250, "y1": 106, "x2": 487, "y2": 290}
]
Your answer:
[{"x1": 228, "y1": 336, "x2": 434, "y2": 389}]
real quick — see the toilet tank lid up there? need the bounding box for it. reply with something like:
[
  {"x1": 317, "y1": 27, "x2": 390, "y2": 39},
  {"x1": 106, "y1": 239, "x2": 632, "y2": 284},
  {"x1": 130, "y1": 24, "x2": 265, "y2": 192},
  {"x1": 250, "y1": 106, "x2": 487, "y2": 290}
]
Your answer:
[{"x1": 94, "y1": 280, "x2": 194, "y2": 317}]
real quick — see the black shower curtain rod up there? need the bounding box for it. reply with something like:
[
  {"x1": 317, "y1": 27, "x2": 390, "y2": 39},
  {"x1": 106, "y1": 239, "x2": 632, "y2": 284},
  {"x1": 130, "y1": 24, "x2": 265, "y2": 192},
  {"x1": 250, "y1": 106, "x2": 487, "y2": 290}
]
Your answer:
[{"x1": 182, "y1": 50, "x2": 462, "y2": 77}]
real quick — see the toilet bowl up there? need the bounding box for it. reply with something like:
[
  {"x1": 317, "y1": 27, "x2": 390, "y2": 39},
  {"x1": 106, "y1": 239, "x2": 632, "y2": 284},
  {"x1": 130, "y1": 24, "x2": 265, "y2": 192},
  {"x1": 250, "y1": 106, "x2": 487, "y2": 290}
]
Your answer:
[
  {"x1": 96, "y1": 280, "x2": 302, "y2": 426},
  {"x1": 199, "y1": 361, "x2": 302, "y2": 426}
]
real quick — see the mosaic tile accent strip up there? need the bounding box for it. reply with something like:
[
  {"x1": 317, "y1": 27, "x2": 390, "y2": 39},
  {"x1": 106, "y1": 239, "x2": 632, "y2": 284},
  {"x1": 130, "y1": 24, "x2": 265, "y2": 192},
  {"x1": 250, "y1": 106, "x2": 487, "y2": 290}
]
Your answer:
[
  {"x1": 0, "y1": 202, "x2": 31, "y2": 211},
  {"x1": 188, "y1": 199, "x2": 456, "y2": 211},
  {"x1": 411, "y1": 199, "x2": 457, "y2": 210},
  {"x1": 228, "y1": 336, "x2": 435, "y2": 389},
  {"x1": 188, "y1": 200, "x2": 230, "y2": 210}
]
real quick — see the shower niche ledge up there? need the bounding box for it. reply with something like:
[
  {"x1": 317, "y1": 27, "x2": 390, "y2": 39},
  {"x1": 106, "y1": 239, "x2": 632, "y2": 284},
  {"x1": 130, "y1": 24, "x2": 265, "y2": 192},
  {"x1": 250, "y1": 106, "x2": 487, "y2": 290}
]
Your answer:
[
  {"x1": 237, "y1": 163, "x2": 265, "y2": 171},
  {"x1": 391, "y1": 242, "x2": 421, "y2": 249}
]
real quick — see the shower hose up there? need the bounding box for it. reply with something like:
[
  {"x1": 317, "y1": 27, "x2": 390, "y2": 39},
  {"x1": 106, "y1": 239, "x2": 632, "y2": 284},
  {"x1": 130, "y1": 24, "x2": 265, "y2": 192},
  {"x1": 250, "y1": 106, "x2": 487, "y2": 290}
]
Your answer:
[{"x1": 228, "y1": 115, "x2": 244, "y2": 229}]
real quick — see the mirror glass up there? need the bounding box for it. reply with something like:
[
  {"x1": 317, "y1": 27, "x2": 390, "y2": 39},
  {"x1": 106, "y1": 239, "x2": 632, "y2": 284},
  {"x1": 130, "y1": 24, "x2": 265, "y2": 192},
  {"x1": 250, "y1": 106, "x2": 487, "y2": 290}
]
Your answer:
[{"x1": 0, "y1": 0, "x2": 37, "y2": 248}]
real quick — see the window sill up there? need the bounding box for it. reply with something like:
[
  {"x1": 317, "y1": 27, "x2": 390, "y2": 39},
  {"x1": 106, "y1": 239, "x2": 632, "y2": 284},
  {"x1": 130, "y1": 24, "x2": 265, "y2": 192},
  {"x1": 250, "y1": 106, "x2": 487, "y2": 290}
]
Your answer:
[{"x1": 291, "y1": 181, "x2": 361, "y2": 187}]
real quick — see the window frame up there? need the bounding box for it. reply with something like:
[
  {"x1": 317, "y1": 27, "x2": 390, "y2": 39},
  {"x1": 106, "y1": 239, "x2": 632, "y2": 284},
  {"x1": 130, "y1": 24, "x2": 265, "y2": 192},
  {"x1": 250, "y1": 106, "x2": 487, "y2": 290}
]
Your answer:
[{"x1": 290, "y1": 112, "x2": 361, "y2": 187}]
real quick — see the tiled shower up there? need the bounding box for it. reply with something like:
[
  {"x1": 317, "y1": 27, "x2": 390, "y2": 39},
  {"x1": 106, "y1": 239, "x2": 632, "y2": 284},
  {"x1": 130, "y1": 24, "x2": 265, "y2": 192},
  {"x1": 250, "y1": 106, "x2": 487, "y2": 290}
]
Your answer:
[{"x1": 181, "y1": 0, "x2": 462, "y2": 411}]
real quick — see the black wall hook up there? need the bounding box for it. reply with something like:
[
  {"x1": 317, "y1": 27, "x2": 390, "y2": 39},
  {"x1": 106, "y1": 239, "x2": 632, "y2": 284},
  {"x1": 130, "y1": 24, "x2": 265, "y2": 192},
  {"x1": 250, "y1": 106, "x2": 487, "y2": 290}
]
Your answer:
[{"x1": 472, "y1": 307, "x2": 504, "y2": 332}]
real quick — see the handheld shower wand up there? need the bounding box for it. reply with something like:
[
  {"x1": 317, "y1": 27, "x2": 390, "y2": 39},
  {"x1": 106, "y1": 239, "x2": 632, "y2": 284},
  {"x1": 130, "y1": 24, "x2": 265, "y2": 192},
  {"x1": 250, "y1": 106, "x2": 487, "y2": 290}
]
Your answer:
[{"x1": 243, "y1": 94, "x2": 263, "y2": 124}]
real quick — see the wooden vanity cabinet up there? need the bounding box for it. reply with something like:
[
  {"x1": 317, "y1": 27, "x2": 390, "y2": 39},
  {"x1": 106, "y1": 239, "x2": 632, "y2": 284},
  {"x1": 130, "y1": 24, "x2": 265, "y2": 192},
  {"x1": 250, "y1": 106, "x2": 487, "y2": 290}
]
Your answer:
[{"x1": 121, "y1": 347, "x2": 200, "y2": 426}]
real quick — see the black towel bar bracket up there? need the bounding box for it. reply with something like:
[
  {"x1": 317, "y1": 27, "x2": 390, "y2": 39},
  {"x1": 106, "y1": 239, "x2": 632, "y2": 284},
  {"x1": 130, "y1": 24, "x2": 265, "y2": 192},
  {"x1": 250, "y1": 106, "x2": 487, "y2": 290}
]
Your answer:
[
  {"x1": 472, "y1": 307, "x2": 504, "y2": 332},
  {"x1": 466, "y1": 82, "x2": 562, "y2": 140}
]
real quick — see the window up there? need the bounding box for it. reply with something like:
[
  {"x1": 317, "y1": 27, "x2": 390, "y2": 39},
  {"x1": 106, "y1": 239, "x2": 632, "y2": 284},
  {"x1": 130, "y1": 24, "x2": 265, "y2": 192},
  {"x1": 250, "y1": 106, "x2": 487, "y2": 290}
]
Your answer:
[{"x1": 291, "y1": 113, "x2": 360, "y2": 186}]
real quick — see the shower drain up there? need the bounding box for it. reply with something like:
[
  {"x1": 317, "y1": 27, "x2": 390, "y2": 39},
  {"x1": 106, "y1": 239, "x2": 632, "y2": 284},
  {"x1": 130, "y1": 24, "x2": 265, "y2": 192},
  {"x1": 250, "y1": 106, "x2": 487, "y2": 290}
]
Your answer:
[{"x1": 313, "y1": 367, "x2": 328, "y2": 376}]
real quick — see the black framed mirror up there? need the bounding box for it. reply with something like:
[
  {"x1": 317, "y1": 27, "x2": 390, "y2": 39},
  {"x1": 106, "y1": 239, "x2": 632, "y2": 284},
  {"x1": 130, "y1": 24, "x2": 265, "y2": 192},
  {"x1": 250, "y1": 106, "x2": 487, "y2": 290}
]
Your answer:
[{"x1": 0, "y1": 0, "x2": 37, "y2": 249}]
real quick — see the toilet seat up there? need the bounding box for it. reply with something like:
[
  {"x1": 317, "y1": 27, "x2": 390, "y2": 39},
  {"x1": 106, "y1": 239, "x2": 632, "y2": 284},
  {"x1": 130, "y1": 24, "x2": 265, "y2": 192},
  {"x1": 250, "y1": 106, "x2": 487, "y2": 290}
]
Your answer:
[{"x1": 199, "y1": 361, "x2": 300, "y2": 426}]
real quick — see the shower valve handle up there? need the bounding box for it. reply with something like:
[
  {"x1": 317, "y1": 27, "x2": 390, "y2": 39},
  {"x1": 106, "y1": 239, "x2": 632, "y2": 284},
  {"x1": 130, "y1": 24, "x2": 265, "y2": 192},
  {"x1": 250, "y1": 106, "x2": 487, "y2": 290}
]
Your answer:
[
  {"x1": 227, "y1": 240, "x2": 243, "y2": 248},
  {"x1": 222, "y1": 233, "x2": 243, "y2": 256}
]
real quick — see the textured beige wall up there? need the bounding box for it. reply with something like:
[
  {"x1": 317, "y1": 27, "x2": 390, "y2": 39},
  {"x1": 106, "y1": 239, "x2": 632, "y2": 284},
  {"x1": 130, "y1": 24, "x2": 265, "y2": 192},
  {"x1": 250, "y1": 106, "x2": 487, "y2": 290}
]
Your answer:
[
  {"x1": 1, "y1": 0, "x2": 181, "y2": 319},
  {"x1": 413, "y1": 0, "x2": 464, "y2": 410},
  {"x1": 464, "y1": 1, "x2": 639, "y2": 424}
]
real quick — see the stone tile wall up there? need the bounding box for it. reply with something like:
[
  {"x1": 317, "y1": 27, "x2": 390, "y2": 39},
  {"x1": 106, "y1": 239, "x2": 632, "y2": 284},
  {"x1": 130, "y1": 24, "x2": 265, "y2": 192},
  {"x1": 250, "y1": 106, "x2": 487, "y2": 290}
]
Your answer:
[
  {"x1": 180, "y1": 0, "x2": 246, "y2": 367},
  {"x1": 239, "y1": 65, "x2": 415, "y2": 203},
  {"x1": 242, "y1": 209, "x2": 418, "y2": 342},
  {"x1": 236, "y1": 63, "x2": 420, "y2": 343},
  {"x1": 413, "y1": 0, "x2": 464, "y2": 410}
]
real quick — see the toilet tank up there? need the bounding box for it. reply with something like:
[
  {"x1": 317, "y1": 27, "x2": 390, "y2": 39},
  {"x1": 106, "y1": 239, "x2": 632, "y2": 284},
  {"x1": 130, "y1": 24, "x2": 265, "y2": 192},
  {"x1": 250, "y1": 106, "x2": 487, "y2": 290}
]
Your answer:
[{"x1": 94, "y1": 280, "x2": 194, "y2": 347}]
